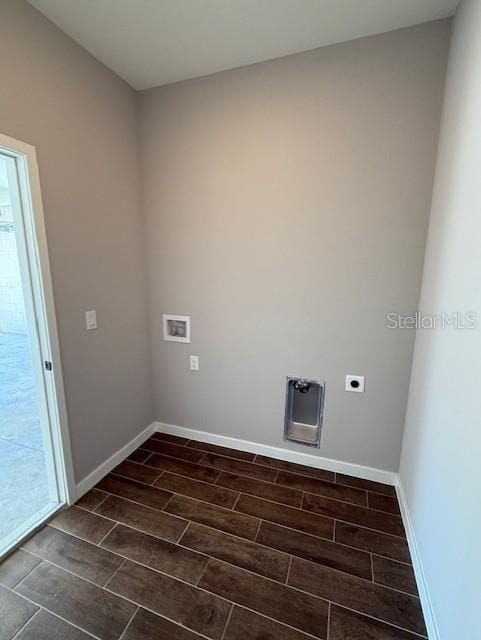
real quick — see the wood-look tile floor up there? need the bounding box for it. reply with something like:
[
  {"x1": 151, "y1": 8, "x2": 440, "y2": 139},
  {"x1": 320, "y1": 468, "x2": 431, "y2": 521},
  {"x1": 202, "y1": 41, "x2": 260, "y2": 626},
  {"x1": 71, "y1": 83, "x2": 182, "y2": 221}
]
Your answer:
[{"x1": 0, "y1": 433, "x2": 427, "y2": 640}]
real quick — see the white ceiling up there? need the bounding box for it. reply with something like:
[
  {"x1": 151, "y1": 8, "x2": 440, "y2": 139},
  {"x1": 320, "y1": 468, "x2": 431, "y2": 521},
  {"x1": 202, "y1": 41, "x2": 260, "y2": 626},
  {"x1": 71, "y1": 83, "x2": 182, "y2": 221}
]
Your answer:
[{"x1": 28, "y1": 0, "x2": 458, "y2": 90}]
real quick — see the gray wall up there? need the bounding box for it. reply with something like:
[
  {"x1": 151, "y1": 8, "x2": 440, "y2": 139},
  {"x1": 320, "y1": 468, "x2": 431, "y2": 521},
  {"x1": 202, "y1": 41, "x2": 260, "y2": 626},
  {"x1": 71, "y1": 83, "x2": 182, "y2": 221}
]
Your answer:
[
  {"x1": 0, "y1": 0, "x2": 153, "y2": 481},
  {"x1": 139, "y1": 20, "x2": 450, "y2": 471},
  {"x1": 399, "y1": 0, "x2": 481, "y2": 637}
]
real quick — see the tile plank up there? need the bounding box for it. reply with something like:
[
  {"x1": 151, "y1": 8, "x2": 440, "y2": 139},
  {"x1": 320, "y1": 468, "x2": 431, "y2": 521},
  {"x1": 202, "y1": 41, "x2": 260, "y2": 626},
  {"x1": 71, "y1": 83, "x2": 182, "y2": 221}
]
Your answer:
[
  {"x1": 288, "y1": 558, "x2": 426, "y2": 636},
  {"x1": 154, "y1": 472, "x2": 238, "y2": 508},
  {"x1": 335, "y1": 522, "x2": 411, "y2": 564},
  {"x1": 254, "y1": 455, "x2": 335, "y2": 482},
  {"x1": 186, "y1": 440, "x2": 255, "y2": 462},
  {"x1": 127, "y1": 448, "x2": 153, "y2": 464},
  {"x1": 101, "y1": 524, "x2": 207, "y2": 584},
  {"x1": 16, "y1": 609, "x2": 93, "y2": 640},
  {"x1": 277, "y1": 471, "x2": 367, "y2": 506},
  {"x1": 0, "y1": 549, "x2": 40, "y2": 588},
  {"x1": 141, "y1": 439, "x2": 205, "y2": 462},
  {"x1": 236, "y1": 494, "x2": 333, "y2": 540},
  {"x1": 96, "y1": 475, "x2": 172, "y2": 511},
  {"x1": 75, "y1": 489, "x2": 108, "y2": 512},
  {"x1": 217, "y1": 472, "x2": 302, "y2": 507},
  {"x1": 23, "y1": 526, "x2": 123, "y2": 585},
  {"x1": 224, "y1": 606, "x2": 315, "y2": 640},
  {"x1": 198, "y1": 560, "x2": 328, "y2": 638},
  {"x1": 201, "y1": 453, "x2": 277, "y2": 482},
  {"x1": 49, "y1": 506, "x2": 115, "y2": 544},
  {"x1": 108, "y1": 560, "x2": 231, "y2": 640},
  {"x1": 95, "y1": 494, "x2": 187, "y2": 541},
  {"x1": 16, "y1": 563, "x2": 136, "y2": 640},
  {"x1": 165, "y1": 494, "x2": 260, "y2": 540},
  {"x1": 372, "y1": 556, "x2": 418, "y2": 596},
  {"x1": 256, "y1": 521, "x2": 372, "y2": 579},
  {"x1": 146, "y1": 454, "x2": 220, "y2": 483},
  {"x1": 0, "y1": 584, "x2": 38, "y2": 640},
  {"x1": 122, "y1": 607, "x2": 204, "y2": 639},
  {"x1": 329, "y1": 604, "x2": 425, "y2": 639},
  {"x1": 150, "y1": 432, "x2": 190, "y2": 445},
  {"x1": 336, "y1": 474, "x2": 396, "y2": 498},
  {"x1": 112, "y1": 460, "x2": 162, "y2": 485},
  {"x1": 181, "y1": 523, "x2": 289, "y2": 582},
  {"x1": 368, "y1": 492, "x2": 401, "y2": 515},
  {"x1": 303, "y1": 494, "x2": 406, "y2": 538}
]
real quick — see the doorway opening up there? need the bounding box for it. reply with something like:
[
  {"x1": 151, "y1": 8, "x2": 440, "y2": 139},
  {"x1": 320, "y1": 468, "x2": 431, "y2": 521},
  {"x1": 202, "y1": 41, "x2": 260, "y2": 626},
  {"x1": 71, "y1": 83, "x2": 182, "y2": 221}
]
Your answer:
[{"x1": 0, "y1": 133, "x2": 74, "y2": 557}]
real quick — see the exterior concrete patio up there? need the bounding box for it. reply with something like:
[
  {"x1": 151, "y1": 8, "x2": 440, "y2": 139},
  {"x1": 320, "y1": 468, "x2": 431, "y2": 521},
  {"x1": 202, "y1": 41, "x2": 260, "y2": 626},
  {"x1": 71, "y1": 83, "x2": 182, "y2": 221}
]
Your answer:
[{"x1": 0, "y1": 332, "x2": 50, "y2": 544}]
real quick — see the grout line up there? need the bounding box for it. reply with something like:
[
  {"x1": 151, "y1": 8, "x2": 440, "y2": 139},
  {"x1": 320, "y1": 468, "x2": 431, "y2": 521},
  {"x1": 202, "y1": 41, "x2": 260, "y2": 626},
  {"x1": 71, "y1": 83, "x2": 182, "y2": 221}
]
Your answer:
[
  {"x1": 158, "y1": 469, "x2": 232, "y2": 491},
  {"x1": 160, "y1": 493, "x2": 175, "y2": 512},
  {"x1": 10, "y1": 606, "x2": 40, "y2": 640},
  {"x1": 220, "y1": 603, "x2": 234, "y2": 640},
  {"x1": 118, "y1": 605, "x2": 139, "y2": 640},
  {"x1": 177, "y1": 520, "x2": 191, "y2": 546},
  {"x1": 324, "y1": 602, "x2": 428, "y2": 639},
  {"x1": 8, "y1": 555, "x2": 43, "y2": 590},
  {"x1": 103, "y1": 558, "x2": 127, "y2": 589},
  {"x1": 286, "y1": 555, "x2": 293, "y2": 585},
  {"x1": 254, "y1": 517, "x2": 263, "y2": 541},
  {"x1": 11, "y1": 605, "x2": 103, "y2": 640},
  {"x1": 231, "y1": 492, "x2": 242, "y2": 512},
  {"x1": 92, "y1": 492, "x2": 110, "y2": 512},
  {"x1": 370, "y1": 553, "x2": 374, "y2": 582},
  {"x1": 326, "y1": 601, "x2": 331, "y2": 640},
  {"x1": 142, "y1": 452, "x2": 154, "y2": 465},
  {"x1": 97, "y1": 521, "x2": 118, "y2": 547},
  {"x1": 12, "y1": 559, "x2": 45, "y2": 591}
]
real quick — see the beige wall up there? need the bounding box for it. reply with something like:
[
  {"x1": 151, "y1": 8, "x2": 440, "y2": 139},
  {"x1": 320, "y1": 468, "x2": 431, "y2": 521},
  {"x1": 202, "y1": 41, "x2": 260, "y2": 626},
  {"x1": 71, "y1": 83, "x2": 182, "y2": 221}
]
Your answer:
[
  {"x1": 0, "y1": 0, "x2": 153, "y2": 481},
  {"x1": 140, "y1": 20, "x2": 450, "y2": 471},
  {"x1": 400, "y1": 1, "x2": 481, "y2": 637}
]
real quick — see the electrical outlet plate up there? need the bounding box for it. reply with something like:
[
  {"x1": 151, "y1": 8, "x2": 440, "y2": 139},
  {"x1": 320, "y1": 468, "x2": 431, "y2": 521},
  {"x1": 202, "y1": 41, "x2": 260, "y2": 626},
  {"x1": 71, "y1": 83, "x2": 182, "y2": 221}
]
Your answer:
[
  {"x1": 345, "y1": 375, "x2": 365, "y2": 393},
  {"x1": 189, "y1": 355, "x2": 199, "y2": 371}
]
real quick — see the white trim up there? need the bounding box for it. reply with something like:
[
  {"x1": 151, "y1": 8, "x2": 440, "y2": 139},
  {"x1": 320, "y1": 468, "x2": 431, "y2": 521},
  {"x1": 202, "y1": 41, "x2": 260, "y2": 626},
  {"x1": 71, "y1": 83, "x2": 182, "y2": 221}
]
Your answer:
[
  {"x1": 396, "y1": 478, "x2": 440, "y2": 640},
  {"x1": 76, "y1": 423, "x2": 156, "y2": 499},
  {"x1": 155, "y1": 422, "x2": 396, "y2": 486}
]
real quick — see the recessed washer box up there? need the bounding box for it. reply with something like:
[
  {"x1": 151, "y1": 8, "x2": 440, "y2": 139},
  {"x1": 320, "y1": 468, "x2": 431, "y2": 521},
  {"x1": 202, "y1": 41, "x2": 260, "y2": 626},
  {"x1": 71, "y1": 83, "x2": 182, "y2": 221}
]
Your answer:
[{"x1": 284, "y1": 377, "x2": 325, "y2": 448}]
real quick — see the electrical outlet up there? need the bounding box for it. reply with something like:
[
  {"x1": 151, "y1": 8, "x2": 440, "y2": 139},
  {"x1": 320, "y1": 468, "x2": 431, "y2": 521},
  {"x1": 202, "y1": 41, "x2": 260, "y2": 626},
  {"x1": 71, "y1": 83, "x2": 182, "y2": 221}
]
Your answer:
[
  {"x1": 345, "y1": 375, "x2": 365, "y2": 393},
  {"x1": 189, "y1": 355, "x2": 200, "y2": 371}
]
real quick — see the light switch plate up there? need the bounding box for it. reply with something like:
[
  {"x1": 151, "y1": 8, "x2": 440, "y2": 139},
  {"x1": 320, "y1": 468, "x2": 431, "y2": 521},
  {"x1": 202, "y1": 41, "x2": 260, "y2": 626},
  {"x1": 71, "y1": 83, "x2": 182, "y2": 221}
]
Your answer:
[{"x1": 85, "y1": 310, "x2": 97, "y2": 331}]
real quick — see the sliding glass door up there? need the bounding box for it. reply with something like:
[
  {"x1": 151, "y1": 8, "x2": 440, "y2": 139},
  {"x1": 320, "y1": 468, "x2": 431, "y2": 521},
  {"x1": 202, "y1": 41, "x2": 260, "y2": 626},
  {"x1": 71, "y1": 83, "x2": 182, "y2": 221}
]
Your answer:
[{"x1": 0, "y1": 135, "x2": 74, "y2": 557}]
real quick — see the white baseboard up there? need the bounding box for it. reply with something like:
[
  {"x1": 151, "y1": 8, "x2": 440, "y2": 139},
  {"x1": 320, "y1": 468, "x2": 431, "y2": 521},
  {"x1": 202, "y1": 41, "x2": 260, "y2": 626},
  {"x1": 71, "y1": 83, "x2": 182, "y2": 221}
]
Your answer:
[
  {"x1": 75, "y1": 422, "x2": 156, "y2": 500},
  {"x1": 396, "y1": 478, "x2": 440, "y2": 640},
  {"x1": 155, "y1": 421, "x2": 397, "y2": 486}
]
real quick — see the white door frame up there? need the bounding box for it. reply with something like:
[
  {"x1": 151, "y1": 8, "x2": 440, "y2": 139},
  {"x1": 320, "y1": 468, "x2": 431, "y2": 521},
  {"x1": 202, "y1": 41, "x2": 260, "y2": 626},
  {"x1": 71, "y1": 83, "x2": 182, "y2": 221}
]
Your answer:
[{"x1": 0, "y1": 132, "x2": 76, "y2": 552}]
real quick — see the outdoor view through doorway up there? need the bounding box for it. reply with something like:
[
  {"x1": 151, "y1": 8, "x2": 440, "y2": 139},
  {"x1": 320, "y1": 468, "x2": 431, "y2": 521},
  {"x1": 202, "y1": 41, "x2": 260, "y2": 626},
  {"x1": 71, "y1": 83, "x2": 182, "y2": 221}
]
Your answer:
[{"x1": 0, "y1": 147, "x2": 66, "y2": 556}]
